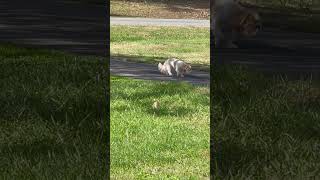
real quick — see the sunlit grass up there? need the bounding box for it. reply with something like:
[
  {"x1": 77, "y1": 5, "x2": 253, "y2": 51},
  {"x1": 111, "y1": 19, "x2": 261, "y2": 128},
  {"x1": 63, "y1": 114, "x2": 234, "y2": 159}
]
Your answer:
[
  {"x1": 111, "y1": 26, "x2": 210, "y2": 68},
  {"x1": 110, "y1": 77, "x2": 210, "y2": 179}
]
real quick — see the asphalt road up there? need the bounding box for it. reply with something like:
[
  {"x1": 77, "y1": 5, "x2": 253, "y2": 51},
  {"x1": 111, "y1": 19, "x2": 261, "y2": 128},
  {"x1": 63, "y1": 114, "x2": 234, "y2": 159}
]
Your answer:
[{"x1": 111, "y1": 17, "x2": 210, "y2": 27}]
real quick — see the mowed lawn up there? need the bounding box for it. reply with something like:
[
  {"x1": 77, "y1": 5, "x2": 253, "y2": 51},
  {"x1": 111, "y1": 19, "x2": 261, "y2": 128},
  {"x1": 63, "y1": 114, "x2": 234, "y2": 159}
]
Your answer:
[
  {"x1": 212, "y1": 65, "x2": 320, "y2": 179},
  {"x1": 0, "y1": 44, "x2": 210, "y2": 178},
  {"x1": 111, "y1": 26, "x2": 210, "y2": 68},
  {"x1": 110, "y1": 77, "x2": 210, "y2": 179},
  {"x1": 0, "y1": 44, "x2": 108, "y2": 179}
]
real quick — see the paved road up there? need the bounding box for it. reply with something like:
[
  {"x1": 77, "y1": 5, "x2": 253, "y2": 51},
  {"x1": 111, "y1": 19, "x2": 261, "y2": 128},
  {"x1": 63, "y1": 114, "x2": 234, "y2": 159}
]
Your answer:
[{"x1": 111, "y1": 17, "x2": 210, "y2": 27}]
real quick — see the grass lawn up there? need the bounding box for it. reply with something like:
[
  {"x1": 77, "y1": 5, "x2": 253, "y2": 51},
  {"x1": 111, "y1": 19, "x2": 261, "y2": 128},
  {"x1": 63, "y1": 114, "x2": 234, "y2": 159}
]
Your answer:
[
  {"x1": 212, "y1": 65, "x2": 320, "y2": 179},
  {"x1": 0, "y1": 44, "x2": 108, "y2": 179},
  {"x1": 111, "y1": 0, "x2": 209, "y2": 19},
  {"x1": 110, "y1": 77, "x2": 210, "y2": 179},
  {"x1": 0, "y1": 44, "x2": 210, "y2": 178},
  {"x1": 111, "y1": 26, "x2": 210, "y2": 70}
]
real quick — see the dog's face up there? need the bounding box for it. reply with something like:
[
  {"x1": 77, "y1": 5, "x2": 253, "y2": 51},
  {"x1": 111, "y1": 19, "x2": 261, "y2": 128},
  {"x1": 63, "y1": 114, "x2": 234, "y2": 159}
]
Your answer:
[
  {"x1": 238, "y1": 11, "x2": 262, "y2": 37},
  {"x1": 183, "y1": 64, "x2": 192, "y2": 73}
]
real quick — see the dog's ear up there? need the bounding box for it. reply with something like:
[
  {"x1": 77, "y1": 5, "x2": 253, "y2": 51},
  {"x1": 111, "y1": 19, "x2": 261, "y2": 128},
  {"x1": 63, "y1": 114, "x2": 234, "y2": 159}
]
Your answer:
[
  {"x1": 186, "y1": 64, "x2": 191, "y2": 71},
  {"x1": 239, "y1": 13, "x2": 250, "y2": 26},
  {"x1": 237, "y1": 11, "x2": 261, "y2": 34},
  {"x1": 230, "y1": 12, "x2": 249, "y2": 32}
]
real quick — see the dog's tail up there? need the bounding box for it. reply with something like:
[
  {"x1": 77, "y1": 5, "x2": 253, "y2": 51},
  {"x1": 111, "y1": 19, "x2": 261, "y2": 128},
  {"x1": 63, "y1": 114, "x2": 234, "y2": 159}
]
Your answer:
[
  {"x1": 158, "y1": 62, "x2": 165, "y2": 74},
  {"x1": 158, "y1": 62, "x2": 162, "y2": 70}
]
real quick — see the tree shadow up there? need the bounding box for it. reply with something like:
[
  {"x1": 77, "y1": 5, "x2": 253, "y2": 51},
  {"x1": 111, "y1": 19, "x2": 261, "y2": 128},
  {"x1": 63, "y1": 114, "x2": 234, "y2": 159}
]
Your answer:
[
  {"x1": 1, "y1": 139, "x2": 71, "y2": 161},
  {"x1": 211, "y1": 64, "x2": 320, "y2": 177},
  {"x1": 1, "y1": 55, "x2": 106, "y2": 133},
  {"x1": 212, "y1": 140, "x2": 266, "y2": 177}
]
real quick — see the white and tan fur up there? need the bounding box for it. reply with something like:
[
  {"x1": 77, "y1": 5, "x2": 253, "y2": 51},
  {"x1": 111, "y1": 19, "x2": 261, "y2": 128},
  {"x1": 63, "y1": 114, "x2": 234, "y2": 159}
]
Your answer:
[
  {"x1": 158, "y1": 58, "x2": 192, "y2": 78},
  {"x1": 212, "y1": 0, "x2": 262, "y2": 48}
]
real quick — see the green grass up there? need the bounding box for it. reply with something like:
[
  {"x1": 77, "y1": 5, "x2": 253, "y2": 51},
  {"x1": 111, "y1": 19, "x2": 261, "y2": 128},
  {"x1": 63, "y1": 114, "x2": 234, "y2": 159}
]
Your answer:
[
  {"x1": 212, "y1": 65, "x2": 320, "y2": 179},
  {"x1": 4, "y1": 43, "x2": 320, "y2": 179},
  {"x1": 110, "y1": 77, "x2": 210, "y2": 179},
  {"x1": 111, "y1": 26, "x2": 210, "y2": 70},
  {"x1": 0, "y1": 44, "x2": 108, "y2": 179},
  {"x1": 0, "y1": 44, "x2": 210, "y2": 178}
]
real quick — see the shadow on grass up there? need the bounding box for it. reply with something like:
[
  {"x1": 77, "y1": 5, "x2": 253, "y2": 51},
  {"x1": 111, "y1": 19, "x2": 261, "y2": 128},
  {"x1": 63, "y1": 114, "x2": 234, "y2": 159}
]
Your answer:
[
  {"x1": 3, "y1": 64, "x2": 105, "y2": 131},
  {"x1": 0, "y1": 43, "x2": 67, "y2": 58},
  {"x1": 1, "y1": 139, "x2": 71, "y2": 160},
  {"x1": 211, "y1": 64, "x2": 320, "y2": 178},
  {"x1": 1, "y1": 45, "x2": 108, "y2": 176}
]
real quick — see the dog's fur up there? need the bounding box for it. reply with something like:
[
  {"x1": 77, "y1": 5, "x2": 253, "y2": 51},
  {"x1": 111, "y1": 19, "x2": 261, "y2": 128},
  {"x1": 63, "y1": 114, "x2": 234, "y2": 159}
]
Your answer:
[
  {"x1": 158, "y1": 58, "x2": 192, "y2": 77},
  {"x1": 212, "y1": 0, "x2": 262, "y2": 48}
]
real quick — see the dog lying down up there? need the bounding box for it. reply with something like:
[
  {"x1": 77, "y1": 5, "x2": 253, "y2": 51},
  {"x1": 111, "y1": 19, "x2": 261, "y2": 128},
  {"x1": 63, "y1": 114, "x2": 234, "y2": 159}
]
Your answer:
[{"x1": 158, "y1": 58, "x2": 192, "y2": 78}]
